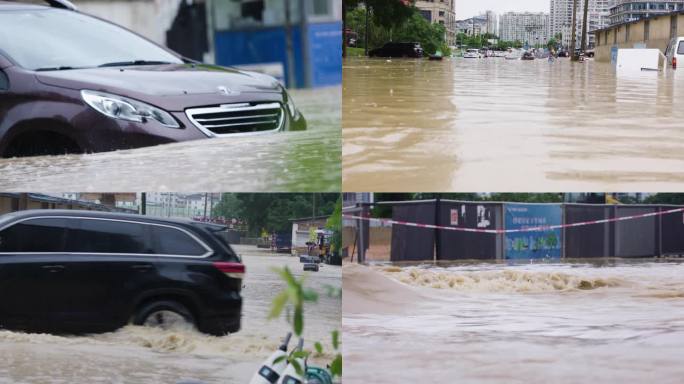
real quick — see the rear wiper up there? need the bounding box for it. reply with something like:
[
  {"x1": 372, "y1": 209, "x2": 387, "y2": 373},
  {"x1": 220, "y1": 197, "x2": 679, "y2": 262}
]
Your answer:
[{"x1": 98, "y1": 60, "x2": 174, "y2": 68}]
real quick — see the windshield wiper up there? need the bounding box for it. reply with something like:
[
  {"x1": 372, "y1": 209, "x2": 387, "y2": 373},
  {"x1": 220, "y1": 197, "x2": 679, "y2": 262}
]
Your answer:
[
  {"x1": 98, "y1": 60, "x2": 174, "y2": 68},
  {"x1": 35, "y1": 66, "x2": 81, "y2": 71}
]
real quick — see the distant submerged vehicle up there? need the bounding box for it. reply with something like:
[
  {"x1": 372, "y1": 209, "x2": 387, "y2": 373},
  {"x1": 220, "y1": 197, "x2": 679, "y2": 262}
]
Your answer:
[{"x1": 463, "y1": 49, "x2": 481, "y2": 59}]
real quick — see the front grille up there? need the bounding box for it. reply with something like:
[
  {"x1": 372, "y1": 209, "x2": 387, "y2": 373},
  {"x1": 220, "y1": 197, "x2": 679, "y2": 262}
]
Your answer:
[{"x1": 186, "y1": 102, "x2": 284, "y2": 137}]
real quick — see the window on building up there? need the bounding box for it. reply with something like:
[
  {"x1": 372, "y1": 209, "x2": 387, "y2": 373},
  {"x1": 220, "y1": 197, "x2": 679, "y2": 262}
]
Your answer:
[{"x1": 241, "y1": 0, "x2": 264, "y2": 22}]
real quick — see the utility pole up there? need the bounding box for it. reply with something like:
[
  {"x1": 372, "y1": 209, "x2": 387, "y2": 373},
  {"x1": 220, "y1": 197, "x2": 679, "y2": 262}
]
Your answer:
[
  {"x1": 570, "y1": 0, "x2": 579, "y2": 61},
  {"x1": 580, "y1": 0, "x2": 589, "y2": 55},
  {"x1": 364, "y1": 5, "x2": 370, "y2": 56}
]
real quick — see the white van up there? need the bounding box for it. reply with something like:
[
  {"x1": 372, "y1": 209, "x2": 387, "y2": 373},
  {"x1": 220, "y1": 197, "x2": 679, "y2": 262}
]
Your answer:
[{"x1": 665, "y1": 37, "x2": 684, "y2": 68}]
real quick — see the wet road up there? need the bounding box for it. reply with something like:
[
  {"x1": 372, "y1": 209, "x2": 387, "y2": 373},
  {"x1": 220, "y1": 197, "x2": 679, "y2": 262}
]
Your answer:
[
  {"x1": 0, "y1": 87, "x2": 341, "y2": 192},
  {"x1": 0, "y1": 245, "x2": 341, "y2": 383},
  {"x1": 343, "y1": 57, "x2": 684, "y2": 191},
  {"x1": 344, "y1": 260, "x2": 684, "y2": 383}
]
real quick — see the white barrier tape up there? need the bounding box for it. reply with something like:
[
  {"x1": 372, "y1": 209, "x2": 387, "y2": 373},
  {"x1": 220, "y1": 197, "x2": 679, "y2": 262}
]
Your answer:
[{"x1": 343, "y1": 207, "x2": 684, "y2": 234}]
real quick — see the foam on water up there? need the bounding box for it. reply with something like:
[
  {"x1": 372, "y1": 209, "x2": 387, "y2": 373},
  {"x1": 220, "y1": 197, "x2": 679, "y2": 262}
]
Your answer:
[{"x1": 380, "y1": 266, "x2": 624, "y2": 292}]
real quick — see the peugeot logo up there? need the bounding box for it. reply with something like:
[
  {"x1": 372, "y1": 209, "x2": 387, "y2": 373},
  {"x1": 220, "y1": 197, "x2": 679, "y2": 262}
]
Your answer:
[{"x1": 217, "y1": 86, "x2": 239, "y2": 96}]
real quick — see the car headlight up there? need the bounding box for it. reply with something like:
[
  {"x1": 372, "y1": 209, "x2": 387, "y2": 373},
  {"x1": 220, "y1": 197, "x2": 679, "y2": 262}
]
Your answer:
[
  {"x1": 81, "y1": 90, "x2": 180, "y2": 128},
  {"x1": 283, "y1": 89, "x2": 299, "y2": 118}
]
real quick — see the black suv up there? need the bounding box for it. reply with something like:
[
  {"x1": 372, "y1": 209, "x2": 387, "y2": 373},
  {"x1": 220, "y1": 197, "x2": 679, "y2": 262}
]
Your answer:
[
  {"x1": 0, "y1": 209, "x2": 245, "y2": 335},
  {"x1": 0, "y1": 0, "x2": 306, "y2": 158},
  {"x1": 369, "y1": 42, "x2": 424, "y2": 58}
]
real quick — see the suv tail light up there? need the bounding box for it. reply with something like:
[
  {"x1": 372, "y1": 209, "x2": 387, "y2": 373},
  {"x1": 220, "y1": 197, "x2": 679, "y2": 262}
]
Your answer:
[
  {"x1": 673, "y1": 56, "x2": 678, "y2": 69},
  {"x1": 213, "y1": 262, "x2": 245, "y2": 279}
]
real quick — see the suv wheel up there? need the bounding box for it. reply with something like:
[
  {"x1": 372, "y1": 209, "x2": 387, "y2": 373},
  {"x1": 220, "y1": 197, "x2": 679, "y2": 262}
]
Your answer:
[{"x1": 133, "y1": 300, "x2": 196, "y2": 331}]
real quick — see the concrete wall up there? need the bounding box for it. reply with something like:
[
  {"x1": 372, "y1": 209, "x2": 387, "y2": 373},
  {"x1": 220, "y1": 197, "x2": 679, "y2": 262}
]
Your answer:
[
  {"x1": 595, "y1": 13, "x2": 684, "y2": 62},
  {"x1": 74, "y1": 0, "x2": 182, "y2": 45}
]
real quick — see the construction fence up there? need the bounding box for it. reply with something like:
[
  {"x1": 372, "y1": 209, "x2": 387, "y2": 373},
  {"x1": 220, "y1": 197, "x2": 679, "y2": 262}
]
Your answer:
[{"x1": 344, "y1": 200, "x2": 684, "y2": 262}]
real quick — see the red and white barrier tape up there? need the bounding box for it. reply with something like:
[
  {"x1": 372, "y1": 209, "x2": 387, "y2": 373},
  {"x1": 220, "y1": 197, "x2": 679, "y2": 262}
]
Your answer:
[{"x1": 342, "y1": 207, "x2": 684, "y2": 234}]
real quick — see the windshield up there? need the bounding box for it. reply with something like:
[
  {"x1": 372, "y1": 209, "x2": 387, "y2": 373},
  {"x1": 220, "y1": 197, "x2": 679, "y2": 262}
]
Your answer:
[{"x1": 0, "y1": 8, "x2": 182, "y2": 70}]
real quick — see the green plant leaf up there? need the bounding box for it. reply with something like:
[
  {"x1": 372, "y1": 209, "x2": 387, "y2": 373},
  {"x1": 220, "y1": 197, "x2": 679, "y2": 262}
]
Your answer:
[
  {"x1": 268, "y1": 291, "x2": 289, "y2": 319},
  {"x1": 330, "y1": 354, "x2": 342, "y2": 378},
  {"x1": 332, "y1": 329, "x2": 340, "y2": 350},
  {"x1": 302, "y1": 288, "x2": 319, "y2": 302},
  {"x1": 273, "y1": 355, "x2": 287, "y2": 365},
  {"x1": 294, "y1": 305, "x2": 303, "y2": 336},
  {"x1": 290, "y1": 358, "x2": 303, "y2": 376},
  {"x1": 314, "y1": 341, "x2": 324, "y2": 355}
]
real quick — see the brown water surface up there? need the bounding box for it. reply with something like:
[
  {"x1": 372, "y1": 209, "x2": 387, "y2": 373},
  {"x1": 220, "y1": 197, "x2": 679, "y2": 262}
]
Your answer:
[{"x1": 343, "y1": 57, "x2": 684, "y2": 191}]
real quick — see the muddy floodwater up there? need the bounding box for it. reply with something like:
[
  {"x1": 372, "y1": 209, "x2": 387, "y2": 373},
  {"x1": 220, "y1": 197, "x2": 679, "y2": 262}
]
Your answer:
[
  {"x1": 0, "y1": 87, "x2": 340, "y2": 192},
  {"x1": 0, "y1": 245, "x2": 341, "y2": 383},
  {"x1": 343, "y1": 261, "x2": 684, "y2": 384},
  {"x1": 343, "y1": 57, "x2": 684, "y2": 191}
]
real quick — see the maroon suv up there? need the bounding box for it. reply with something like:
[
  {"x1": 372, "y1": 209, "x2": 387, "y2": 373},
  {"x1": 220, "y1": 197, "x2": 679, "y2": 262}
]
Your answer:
[{"x1": 0, "y1": 0, "x2": 306, "y2": 158}]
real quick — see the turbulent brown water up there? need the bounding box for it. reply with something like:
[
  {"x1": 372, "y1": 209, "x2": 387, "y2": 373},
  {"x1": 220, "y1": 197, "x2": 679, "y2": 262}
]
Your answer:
[
  {"x1": 0, "y1": 87, "x2": 341, "y2": 192},
  {"x1": 343, "y1": 57, "x2": 684, "y2": 191},
  {"x1": 0, "y1": 246, "x2": 341, "y2": 383},
  {"x1": 343, "y1": 261, "x2": 684, "y2": 383}
]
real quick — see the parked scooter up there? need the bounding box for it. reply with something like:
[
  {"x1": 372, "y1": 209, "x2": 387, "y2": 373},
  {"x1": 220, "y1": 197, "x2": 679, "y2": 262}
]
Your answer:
[{"x1": 249, "y1": 333, "x2": 293, "y2": 384}]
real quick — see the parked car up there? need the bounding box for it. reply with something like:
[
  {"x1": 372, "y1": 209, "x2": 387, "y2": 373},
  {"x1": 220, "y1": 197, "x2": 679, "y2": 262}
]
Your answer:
[
  {"x1": 0, "y1": 0, "x2": 306, "y2": 158},
  {"x1": 0, "y1": 209, "x2": 245, "y2": 335},
  {"x1": 369, "y1": 42, "x2": 424, "y2": 58},
  {"x1": 665, "y1": 36, "x2": 684, "y2": 68}
]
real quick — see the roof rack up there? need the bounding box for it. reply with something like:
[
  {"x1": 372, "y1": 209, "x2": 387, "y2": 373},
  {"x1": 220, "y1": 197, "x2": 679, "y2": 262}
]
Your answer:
[{"x1": 43, "y1": 0, "x2": 78, "y2": 11}]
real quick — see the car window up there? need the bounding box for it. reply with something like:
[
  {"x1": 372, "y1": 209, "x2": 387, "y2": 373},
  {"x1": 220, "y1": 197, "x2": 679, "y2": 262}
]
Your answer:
[
  {"x1": 150, "y1": 225, "x2": 208, "y2": 256},
  {"x1": 63, "y1": 218, "x2": 152, "y2": 254},
  {"x1": 0, "y1": 70, "x2": 7, "y2": 91},
  {"x1": 0, "y1": 9, "x2": 182, "y2": 71},
  {"x1": 0, "y1": 218, "x2": 66, "y2": 253},
  {"x1": 678, "y1": 41, "x2": 684, "y2": 55}
]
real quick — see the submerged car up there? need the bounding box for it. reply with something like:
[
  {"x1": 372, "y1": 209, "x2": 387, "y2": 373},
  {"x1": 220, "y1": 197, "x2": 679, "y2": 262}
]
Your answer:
[
  {"x1": 463, "y1": 49, "x2": 482, "y2": 59},
  {"x1": 0, "y1": 0, "x2": 306, "y2": 158},
  {"x1": 369, "y1": 42, "x2": 424, "y2": 58},
  {"x1": 0, "y1": 209, "x2": 245, "y2": 335}
]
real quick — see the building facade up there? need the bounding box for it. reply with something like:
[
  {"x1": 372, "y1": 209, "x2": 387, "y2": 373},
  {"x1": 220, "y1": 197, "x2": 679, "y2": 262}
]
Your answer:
[
  {"x1": 415, "y1": 0, "x2": 457, "y2": 45},
  {"x1": 455, "y1": 11, "x2": 498, "y2": 37},
  {"x1": 609, "y1": 0, "x2": 684, "y2": 25},
  {"x1": 499, "y1": 12, "x2": 550, "y2": 45},
  {"x1": 549, "y1": 0, "x2": 611, "y2": 49}
]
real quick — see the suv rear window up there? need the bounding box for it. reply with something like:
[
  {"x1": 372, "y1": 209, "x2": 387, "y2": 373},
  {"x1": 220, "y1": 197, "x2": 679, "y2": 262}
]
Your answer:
[
  {"x1": 150, "y1": 225, "x2": 208, "y2": 257},
  {"x1": 678, "y1": 41, "x2": 684, "y2": 55},
  {"x1": 0, "y1": 218, "x2": 66, "y2": 253}
]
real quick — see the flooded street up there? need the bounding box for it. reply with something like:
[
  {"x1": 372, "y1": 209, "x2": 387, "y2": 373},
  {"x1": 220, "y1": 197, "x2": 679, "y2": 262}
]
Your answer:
[
  {"x1": 0, "y1": 245, "x2": 341, "y2": 383},
  {"x1": 0, "y1": 87, "x2": 341, "y2": 192},
  {"x1": 343, "y1": 57, "x2": 684, "y2": 191},
  {"x1": 343, "y1": 261, "x2": 684, "y2": 384}
]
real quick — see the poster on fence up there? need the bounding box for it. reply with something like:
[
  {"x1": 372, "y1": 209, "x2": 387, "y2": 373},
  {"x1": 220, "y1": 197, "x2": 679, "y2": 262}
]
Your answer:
[{"x1": 504, "y1": 204, "x2": 562, "y2": 260}]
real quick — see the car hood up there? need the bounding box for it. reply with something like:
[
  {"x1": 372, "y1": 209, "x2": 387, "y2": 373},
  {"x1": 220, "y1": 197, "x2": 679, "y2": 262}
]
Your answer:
[{"x1": 36, "y1": 64, "x2": 284, "y2": 111}]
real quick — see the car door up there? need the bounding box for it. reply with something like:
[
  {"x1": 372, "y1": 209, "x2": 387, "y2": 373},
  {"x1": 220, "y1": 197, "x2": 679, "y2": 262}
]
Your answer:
[
  {"x1": 0, "y1": 217, "x2": 71, "y2": 328},
  {"x1": 58, "y1": 217, "x2": 158, "y2": 327}
]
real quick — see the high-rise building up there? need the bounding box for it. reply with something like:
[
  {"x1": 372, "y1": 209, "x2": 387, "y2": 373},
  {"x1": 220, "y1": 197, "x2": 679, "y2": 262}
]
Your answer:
[
  {"x1": 455, "y1": 12, "x2": 497, "y2": 37},
  {"x1": 499, "y1": 12, "x2": 549, "y2": 45},
  {"x1": 415, "y1": 0, "x2": 457, "y2": 45},
  {"x1": 549, "y1": 0, "x2": 610, "y2": 49},
  {"x1": 608, "y1": 0, "x2": 684, "y2": 25}
]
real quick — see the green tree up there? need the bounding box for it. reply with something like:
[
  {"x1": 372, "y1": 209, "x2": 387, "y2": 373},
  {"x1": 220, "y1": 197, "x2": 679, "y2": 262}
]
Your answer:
[
  {"x1": 645, "y1": 194, "x2": 684, "y2": 205},
  {"x1": 213, "y1": 194, "x2": 339, "y2": 236},
  {"x1": 393, "y1": 12, "x2": 449, "y2": 55}
]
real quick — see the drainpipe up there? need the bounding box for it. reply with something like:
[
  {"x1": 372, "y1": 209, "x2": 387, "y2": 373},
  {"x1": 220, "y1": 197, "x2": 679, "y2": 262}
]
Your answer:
[
  {"x1": 300, "y1": 0, "x2": 312, "y2": 88},
  {"x1": 285, "y1": 0, "x2": 296, "y2": 87}
]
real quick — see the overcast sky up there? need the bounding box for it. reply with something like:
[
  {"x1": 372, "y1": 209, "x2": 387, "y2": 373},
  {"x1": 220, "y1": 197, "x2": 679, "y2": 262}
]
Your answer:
[{"x1": 456, "y1": 0, "x2": 550, "y2": 20}]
